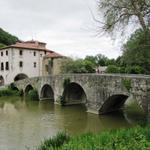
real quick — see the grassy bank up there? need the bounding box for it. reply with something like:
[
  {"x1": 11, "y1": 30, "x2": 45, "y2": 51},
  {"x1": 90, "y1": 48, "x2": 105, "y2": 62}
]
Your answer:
[{"x1": 37, "y1": 124, "x2": 150, "y2": 150}]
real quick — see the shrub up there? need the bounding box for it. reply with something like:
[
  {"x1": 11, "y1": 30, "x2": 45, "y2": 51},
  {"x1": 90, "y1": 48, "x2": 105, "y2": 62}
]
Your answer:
[
  {"x1": 122, "y1": 79, "x2": 132, "y2": 91},
  {"x1": 125, "y1": 66, "x2": 144, "y2": 74},
  {"x1": 59, "y1": 95, "x2": 66, "y2": 106},
  {"x1": 27, "y1": 89, "x2": 39, "y2": 101},
  {"x1": 0, "y1": 88, "x2": 14, "y2": 96},
  {"x1": 106, "y1": 65, "x2": 120, "y2": 73}
]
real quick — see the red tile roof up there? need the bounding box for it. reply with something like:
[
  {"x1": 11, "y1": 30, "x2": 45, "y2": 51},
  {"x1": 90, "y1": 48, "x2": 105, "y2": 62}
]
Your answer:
[
  {"x1": 0, "y1": 40, "x2": 53, "y2": 52},
  {"x1": 0, "y1": 40, "x2": 64, "y2": 58},
  {"x1": 45, "y1": 51, "x2": 64, "y2": 58}
]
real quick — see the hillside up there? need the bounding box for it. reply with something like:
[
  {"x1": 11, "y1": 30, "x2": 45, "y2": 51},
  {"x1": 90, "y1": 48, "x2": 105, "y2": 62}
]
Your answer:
[{"x1": 0, "y1": 28, "x2": 19, "y2": 48}]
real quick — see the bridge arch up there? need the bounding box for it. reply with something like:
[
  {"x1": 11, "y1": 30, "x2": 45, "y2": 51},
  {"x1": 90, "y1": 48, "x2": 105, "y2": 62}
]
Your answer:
[
  {"x1": 24, "y1": 84, "x2": 34, "y2": 95},
  {"x1": 99, "y1": 94, "x2": 129, "y2": 114},
  {"x1": 40, "y1": 84, "x2": 54, "y2": 101},
  {"x1": 0, "y1": 75, "x2": 4, "y2": 86},
  {"x1": 14, "y1": 73, "x2": 28, "y2": 81},
  {"x1": 62, "y1": 82, "x2": 87, "y2": 105}
]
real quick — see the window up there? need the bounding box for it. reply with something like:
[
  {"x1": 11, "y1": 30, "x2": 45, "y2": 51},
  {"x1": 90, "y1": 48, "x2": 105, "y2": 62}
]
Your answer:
[
  {"x1": 6, "y1": 51, "x2": 8, "y2": 56},
  {"x1": 1, "y1": 63, "x2": 4, "y2": 71},
  {"x1": 45, "y1": 65, "x2": 48, "y2": 72},
  {"x1": 1, "y1": 52, "x2": 3, "y2": 56},
  {"x1": 5, "y1": 62, "x2": 9, "y2": 70},
  {"x1": 40, "y1": 54, "x2": 42, "y2": 57},
  {"x1": 44, "y1": 51, "x2": 46, "y2": 55},
  {"x1": 19, "y1": 61, "x2": 23, "y2": 67},
  {"x1": 34, "y1": 51, "x2": 36, "y2": 56},
  {"x1": 19, "y1": 50, "x2": 23, "y2": 55},
  {"x1": 34, "y1": 62, "x2": 36, "y2": 68}
]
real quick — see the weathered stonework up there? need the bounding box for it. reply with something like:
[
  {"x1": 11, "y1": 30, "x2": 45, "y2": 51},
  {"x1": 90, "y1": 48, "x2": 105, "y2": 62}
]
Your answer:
[{"x1": 14, "y1": 74, "x2": 150, "y2": 116}]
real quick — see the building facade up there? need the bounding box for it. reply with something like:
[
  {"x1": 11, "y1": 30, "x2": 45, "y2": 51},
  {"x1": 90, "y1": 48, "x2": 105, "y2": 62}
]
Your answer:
[{"x1": 0, "y1": 40, "x2": 63, "y2": 85}]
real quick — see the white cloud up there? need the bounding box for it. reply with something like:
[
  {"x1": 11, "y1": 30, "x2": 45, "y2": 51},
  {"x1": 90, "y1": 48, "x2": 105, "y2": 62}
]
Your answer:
[{"x1": 0, "y1": 0, "x2": 123, "y2": 59}]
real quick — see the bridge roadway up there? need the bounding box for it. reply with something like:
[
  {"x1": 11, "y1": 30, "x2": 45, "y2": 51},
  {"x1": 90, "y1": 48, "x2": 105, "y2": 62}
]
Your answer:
[{"x1": 14, "y1": 74, "x2": 150, "y2": 116}]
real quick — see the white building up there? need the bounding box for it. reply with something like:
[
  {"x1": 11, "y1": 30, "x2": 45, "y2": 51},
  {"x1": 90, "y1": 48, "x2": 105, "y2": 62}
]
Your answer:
[{"x1": 0, "y1": 40, "x2": 61, "y2": 85}]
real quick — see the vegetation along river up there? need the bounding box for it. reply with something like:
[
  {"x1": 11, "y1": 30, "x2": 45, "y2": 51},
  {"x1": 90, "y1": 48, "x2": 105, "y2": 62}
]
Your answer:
[{"x1": 0, "y1": 96, "x2": 146, "y2": 150}]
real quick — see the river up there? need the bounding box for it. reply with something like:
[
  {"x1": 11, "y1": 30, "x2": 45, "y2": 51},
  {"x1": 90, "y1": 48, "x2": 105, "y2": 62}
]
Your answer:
[{"x1": 0, "y1": 97, "x2": 146, "y2": 150}]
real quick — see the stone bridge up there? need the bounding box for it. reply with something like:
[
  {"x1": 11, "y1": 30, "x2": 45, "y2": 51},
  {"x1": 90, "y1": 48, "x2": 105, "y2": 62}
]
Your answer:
[{"x1": 14, "y1": 74, "x2": 150, "y2": 115}]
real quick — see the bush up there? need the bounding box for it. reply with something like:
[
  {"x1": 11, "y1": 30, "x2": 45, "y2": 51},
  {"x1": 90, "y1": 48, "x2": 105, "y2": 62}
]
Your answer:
[
  {"x1": 125, "y1": 66, "x2": 144, "y2": 74},
  {"x1": 37, "y1": 132, "x2": 70, "y2": 150},
  {"x1": 27, "y1": 89, "x2": 39, "y2": 101},
  {"x1": 0, "y1": 87, "x2": 22, "y2": 97},
  {"x1": 122, "y1": 79, "x2": 132, "y2": 91},
  {"x1": 106, "y1": 65, "x2": 120, "y2": 73}
]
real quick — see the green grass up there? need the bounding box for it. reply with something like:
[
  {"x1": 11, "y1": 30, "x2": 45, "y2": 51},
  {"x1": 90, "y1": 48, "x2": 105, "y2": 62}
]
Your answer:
[
  {"x1": 37, "y1": 132, "x2": 70, "y2": 150},
  {"x1": 37, "y1": 124, "x2": 150, "y2": 150}
]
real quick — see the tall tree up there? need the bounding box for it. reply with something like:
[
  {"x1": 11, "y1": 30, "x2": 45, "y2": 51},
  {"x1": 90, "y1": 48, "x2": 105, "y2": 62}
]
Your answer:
[
  {"x1": 97, "y1": 0, "x2": 150, "y2": 33},
  {"x1": 122, "y1": 29, "x2": 150, "y2": 74}
]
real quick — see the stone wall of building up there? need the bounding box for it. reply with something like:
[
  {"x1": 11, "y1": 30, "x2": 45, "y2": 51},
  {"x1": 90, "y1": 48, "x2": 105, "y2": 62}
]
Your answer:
[{"x1": 42, "y1": 57, "x2": 68, "y2": 76}]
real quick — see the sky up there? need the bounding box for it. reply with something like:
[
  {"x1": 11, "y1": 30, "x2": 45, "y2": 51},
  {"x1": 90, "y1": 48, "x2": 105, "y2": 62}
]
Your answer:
[{"x1": 0, "y1": 0, "x2": 125, "y2": 59}]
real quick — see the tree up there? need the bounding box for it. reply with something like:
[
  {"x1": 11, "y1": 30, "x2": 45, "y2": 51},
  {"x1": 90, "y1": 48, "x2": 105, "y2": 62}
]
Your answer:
[
  {"x1": 122, "y1": 29, "x2": 150, "y2": 74},
  {"x1": 85, "y1": 55, "x2": 97, "y2": 66},
  {"x1": 0, "y1": 28, "x2": 19, "y2": 46},
  {"x1": 60, "y1": 58, "x2": 95, "y2": 74},
  {"x1": 95, "y1": 54, "x2": 108, "y2": 66},
  {"x1": 106, "y1": 65, "x2": 120, "y2": 73},
  {"x1": 0, "y1": 43, "x2": 6, "y2": 48},
  {"x1": 97, "y1": 0, "x2": 150, "y2": 33}
]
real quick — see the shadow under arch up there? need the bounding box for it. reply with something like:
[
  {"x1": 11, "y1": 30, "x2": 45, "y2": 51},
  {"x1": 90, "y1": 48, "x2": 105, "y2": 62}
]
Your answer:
[
  {"x1": 63, "y1": 82, "x2": 87, "y2": 105},
  {"x1": 40, "y1": 84, "x2": 54, "y2": 101},
  {"x1": 0, "y1": 75, "x2": 4, "y2": 86},
  {"x1": 14, "y1": 73, "x2": 28, "y2": 81},
  {"x1": 24, "y1": 84, "x2": 34, "y2": 95},
  {"x1": 99, "y1": 94, "x2": 129, "y2": 114}
]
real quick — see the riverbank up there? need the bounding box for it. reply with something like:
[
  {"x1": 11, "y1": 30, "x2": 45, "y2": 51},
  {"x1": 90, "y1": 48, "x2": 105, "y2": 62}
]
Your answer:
[{"x1": 37, "y1": 123, "x2": 150, "y2": 150}]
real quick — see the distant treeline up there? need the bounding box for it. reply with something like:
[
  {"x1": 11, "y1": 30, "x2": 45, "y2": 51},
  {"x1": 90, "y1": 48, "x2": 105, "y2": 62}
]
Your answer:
[{"x1": 0, "y1": 28, "x2": 19, "y2": 48}]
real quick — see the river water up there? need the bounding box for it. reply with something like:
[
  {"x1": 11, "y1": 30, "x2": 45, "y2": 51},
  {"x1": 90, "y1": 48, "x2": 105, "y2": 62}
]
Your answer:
[{"x1": 0, "y1": 97, "x2": 146, "y2": 150}]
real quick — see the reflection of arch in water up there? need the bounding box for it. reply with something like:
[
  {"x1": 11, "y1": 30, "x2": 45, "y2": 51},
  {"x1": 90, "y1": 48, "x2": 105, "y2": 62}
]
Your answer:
[
  {"x1": 123, "y1": 98, "x2": 146, "y2": 124},
  {"x1": 40, "y1": 84, "x2": 54, "y2": 101},
  {"x1": 24, "y1": 84, "x2": 33, "y2": 95},
  {"x1": 62, "y1": 82, "x2": 87, "y2": 105},
  {"x1": 14, "y1": 73, "x2": 28, "y2": 81},
  {"x1": 99, "y1": 94, "x2": 129, "y2": 114},
  {"x1": 85, "y1": 111, "x2": 131, "y2": 133},
  {"x1": 0, "y1": 75, "x2": 4, "y2": 86}
]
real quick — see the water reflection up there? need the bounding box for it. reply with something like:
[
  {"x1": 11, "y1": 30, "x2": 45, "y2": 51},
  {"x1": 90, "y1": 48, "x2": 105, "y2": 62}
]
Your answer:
[{"x1": 0, "y1": 97, "x2": 146, "y2": 150}]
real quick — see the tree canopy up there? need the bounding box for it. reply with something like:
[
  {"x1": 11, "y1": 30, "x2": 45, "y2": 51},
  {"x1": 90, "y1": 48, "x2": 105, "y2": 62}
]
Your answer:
[
  {"x1": 0, "y1": 28, "x2": 19, "y2": 47},
  {"x1": 97, "y1": 0, "x2": 150, "y2": 34},
  {"x1": 122, "y1": 29, "x2": 150, "y2": 74}
]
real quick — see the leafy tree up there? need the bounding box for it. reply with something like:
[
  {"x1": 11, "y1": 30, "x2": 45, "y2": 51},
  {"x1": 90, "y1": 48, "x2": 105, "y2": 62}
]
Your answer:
[
  {"x1": 106, "y1": 58, "x2": 116, "y2": 66},
  {"x1": 0, "y1": 28, "x2": 19, "y2": 46},
  {"x1": 106, "y1": 65, "x2": 120, "y2": 73},
  {"x1": 125, "y1": 66, "x2": 144, "y2": 74},
  {"x1": 97, "y1": 0, "x2": 150, "y2": 33},
  {"x1": 60, "y1": 59, "x2": 95, "y2": 73},
  {"x1": 122, "y1": 29, "x2": 150, "y2": 74},
  {"x1": 0, "y1": 43, "x2": 6, "y2": 48},
  {"x1": 84, "y1": 55, "x2": 97, "y2": 66},
  {"x1": 83, "y1": 60, "x2": 95, "y2": 73},
  {"x1": 95, "y1": 54, "x2": 108, "y2": 66}
]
